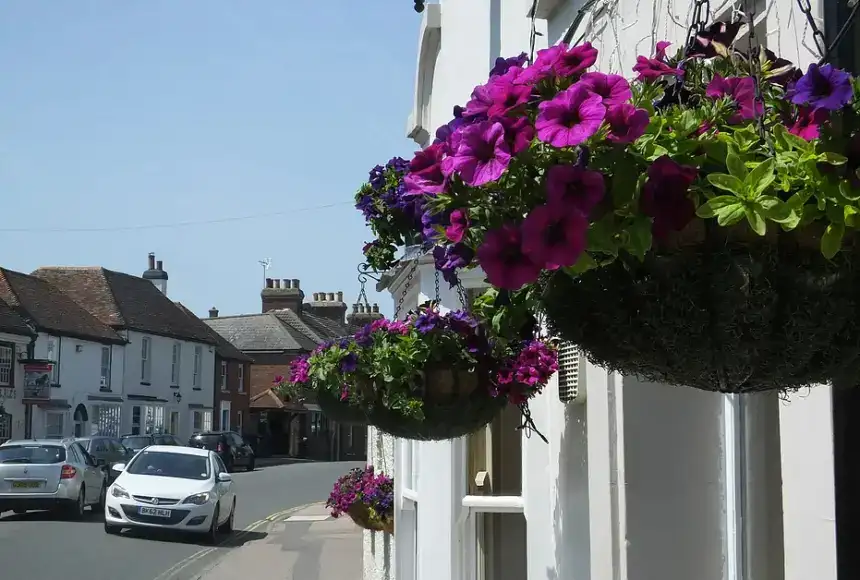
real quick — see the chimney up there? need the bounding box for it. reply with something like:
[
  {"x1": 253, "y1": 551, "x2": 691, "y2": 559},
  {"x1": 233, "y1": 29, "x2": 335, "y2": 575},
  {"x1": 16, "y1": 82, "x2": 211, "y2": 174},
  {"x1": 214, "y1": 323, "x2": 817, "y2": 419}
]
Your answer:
[
  {"x1": 347, "y1": 300, "x2": 384, "y2": 326},
  {"x1": 308, "y1": 289, "x2": 348, "y2": 323},
  {"x1": 261, "y1": 276, "x2": 304, "y2": 313},
  {"x1": 209, "y1": 307, "x2": 219, "y2": 318},
  {"x1": 142, "y1": 252, "x2": 169, "y2": 296},
  {"x1": 337, "y1": 291, "x2": 344, "y2": 302}
]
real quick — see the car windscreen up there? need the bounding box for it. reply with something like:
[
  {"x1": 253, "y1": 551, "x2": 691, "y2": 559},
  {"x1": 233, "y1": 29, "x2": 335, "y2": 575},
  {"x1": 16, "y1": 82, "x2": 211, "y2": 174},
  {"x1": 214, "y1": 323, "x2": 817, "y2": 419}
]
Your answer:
[
  {"x1": 0, "y1": 445, "x2": 66, "y2": 464},
  {"x1": 121, "y1": 436, "x2": 151, "y2": 451},
  {"x1": 125, "y1": 450, "x2": 210, "y2": 480},
  {"x1": 189, "y1": 434, "x2": 222, "y2": 449}
]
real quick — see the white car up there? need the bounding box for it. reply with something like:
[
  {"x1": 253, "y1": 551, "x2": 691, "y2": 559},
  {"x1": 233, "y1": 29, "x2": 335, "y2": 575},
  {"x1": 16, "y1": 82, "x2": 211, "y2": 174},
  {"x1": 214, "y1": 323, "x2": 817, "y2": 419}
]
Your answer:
[{"x1": 103, "y1": 445, "x2": 236, "y2": 543}]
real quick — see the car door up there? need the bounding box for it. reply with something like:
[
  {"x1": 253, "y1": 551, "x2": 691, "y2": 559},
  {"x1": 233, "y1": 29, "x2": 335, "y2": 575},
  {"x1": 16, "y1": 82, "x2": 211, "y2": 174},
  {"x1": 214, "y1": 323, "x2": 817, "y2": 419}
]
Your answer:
[
  {"x1": 212, "y1": 454, "x2": 234, "y2": 523},
  {"x1": 228, "y1": 433, "x2": 247, "y2": 465},
  {"x1": 70, "y1": 444, "x2": 101, "y2": 503}
]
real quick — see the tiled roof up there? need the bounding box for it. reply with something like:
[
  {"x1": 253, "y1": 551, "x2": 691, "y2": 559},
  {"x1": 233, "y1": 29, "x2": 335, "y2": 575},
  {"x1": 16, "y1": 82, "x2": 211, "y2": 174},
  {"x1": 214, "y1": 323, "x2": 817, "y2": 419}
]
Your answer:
[
  {"x1": 175, "y1": 303, "x2": 253, "y2": 363},
  {"x1": 32, "y1": 267, "x2": 216, "y2": 344},
  {"x1": 0, "y1": 268, "x2": 124, "y2": 344},
  {"x1": 0, "y1": 299, "x2": 34, "y2": 337},
  {"x1": 204, "y1": 308, "x2": 357, "y2": 354}
]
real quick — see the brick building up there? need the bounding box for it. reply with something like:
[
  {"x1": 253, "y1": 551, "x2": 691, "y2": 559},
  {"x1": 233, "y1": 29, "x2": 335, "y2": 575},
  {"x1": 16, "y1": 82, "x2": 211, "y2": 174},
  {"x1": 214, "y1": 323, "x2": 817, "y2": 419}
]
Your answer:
[{"x1": 204, "y1": 278, "x2": 382, "y2": 461}]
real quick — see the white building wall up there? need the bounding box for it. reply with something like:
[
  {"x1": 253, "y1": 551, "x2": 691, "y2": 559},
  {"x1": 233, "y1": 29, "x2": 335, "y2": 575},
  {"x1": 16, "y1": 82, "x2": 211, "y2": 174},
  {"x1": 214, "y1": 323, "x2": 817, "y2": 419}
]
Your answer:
[
  {"x1": 364, "y1": 427, "x2": 396, "y2": 580},
  {"x1": 0, "y1": 333, "x2": 33, "y2": 441},
  {"x1": 377, "y1": 1, "x2": 836, "y2": 580}
]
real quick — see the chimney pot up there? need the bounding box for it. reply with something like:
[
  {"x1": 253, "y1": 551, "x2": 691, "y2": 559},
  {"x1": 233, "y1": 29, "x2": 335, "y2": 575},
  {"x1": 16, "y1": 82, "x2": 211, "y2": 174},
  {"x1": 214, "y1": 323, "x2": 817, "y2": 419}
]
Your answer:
[
  {"x1": 209, "y1": 307, "x2": 219, "y2": 318},
  {"x1": 327, "y1": 292, "x2": 335, "y2": 301},
  {"x1": 274, "y1": 279, "x2": 281, "y2": 289},
  {"x1": 292, "y1": 279, "x2": 300, "y2": 290},
  {"x1": 265, "y1": 278, "x2": 273, "y2": 289},
  {"x1": 359, "y1": 303, "x2": 366, "y2": 313},
  {"x1": 352, "y1": 303, "x2": 359, "y2": 313},
  {"x1": 313, "y1": 292, "x2": 319, "y2": 301},
  {"x1": 156, "y1": 260, "x2": 163, "y2": 271},
  {"x1": 373, "y1": 304, "x2": 380, "y2": 313},
  {"x1": 148, "y1": 253, "x2": 155, "y2": 270},
  {"x1": 282, "y1": 279, "x2": 290, "y2": 289},
  {"x1": 336, "y1": 291, "x2": 344, "y2": 302}
]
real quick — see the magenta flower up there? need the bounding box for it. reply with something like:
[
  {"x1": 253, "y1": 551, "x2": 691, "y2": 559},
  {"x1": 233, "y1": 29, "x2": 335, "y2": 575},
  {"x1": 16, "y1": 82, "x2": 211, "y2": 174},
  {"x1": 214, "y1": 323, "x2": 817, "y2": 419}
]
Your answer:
[
  {"x1": 536, "y1": 84, "x2": 606, "y2": 148},
  {"x1": 655, "y1": 41, "x2": 672, "y2": 60},
  {"x1": 554, "y1": 42, "x2": 599, "y2": 78},
  {"x1": 632, "y1": 56, "x2": 683, "y2": 81},
  {"x1": 640, "y1": 156, "x2": 698, "y2": 239},
  {"x1": 447, "y1": 121, "x2": 512, "y2": 186},
  {"x1": 517, "y1": 45, "x2": 564, "y2": 84},
  {"x1": 487, "y1": 68, "x2": 533, "y2": 118},
  {"x1": 789, "y1": 63, "x2": 853, "y2": 111},
  {"x1": 706, "y1": 75, "x2": 762, "y2": 124},
  {"x1": 500, "y1": 116, "x2": 535, "y2": 155},
  {"x1": 788, "y1": 106, "x2": 829, "y2": 141},
  {"x1": 463, "y1": 83, "x2": 494, "y2": 119},
  {"x1": 545, "y1": 164, "x2": 605, "y2": 214},
  {"x1": 490, "y1": 52, "x2": 528, "y2": 77},
  {"x1": 445, "y1": 209, "x2": 470, "y2": 243},
  {"x1": 404, "y1": 143, "x2": 448, "y2": 195},
  {"x1": 477, "y1": 224, "x2": 542, "y2": 290},
  {"x1": 605, "y1": 104, "x2": 650, "y2": 143},
  {"x1": 521, "y1": 203, "x2": 587, "y2": 270},
  {"x1": 579, "y1": 72, "x2": 632, "y2": 107}
]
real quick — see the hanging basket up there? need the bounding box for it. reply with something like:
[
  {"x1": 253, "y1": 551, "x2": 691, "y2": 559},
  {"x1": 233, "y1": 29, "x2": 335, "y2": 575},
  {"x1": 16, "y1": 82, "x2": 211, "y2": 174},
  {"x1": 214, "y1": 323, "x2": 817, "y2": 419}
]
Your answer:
[
  {"x1": 346, "y1": 502, "x2": 394, "y2": 534},
  {"x1": 541, "y1": 220, "x2": 860, "y2": 393},
  {"x1": 365, "y1": 365, "x2": 506, "y2": 441},
  {"x1": 316, "y1": 387, "x2": 367, "y2": 425}
]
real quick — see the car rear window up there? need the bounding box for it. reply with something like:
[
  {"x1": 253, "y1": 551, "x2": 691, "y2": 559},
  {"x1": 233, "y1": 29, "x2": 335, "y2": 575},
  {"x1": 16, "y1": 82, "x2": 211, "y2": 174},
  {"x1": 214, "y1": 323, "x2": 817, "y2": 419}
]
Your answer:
[
  {"x1": 121, "y1": 436, "x2": 151, "y2": 450},
  {"x1": 189, "y1": 434, "x2": 222, "y2": 449},
  {"x1": 0, "y1": 445, "x2": 66, "y2": 464},
  {"x1": 126, "y1": 450, "x2": 210, "y2": 480}
]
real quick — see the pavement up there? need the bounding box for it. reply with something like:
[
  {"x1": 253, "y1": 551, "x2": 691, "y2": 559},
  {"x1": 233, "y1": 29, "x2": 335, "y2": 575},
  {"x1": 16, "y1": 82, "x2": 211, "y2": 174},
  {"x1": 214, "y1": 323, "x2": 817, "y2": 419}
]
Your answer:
[
  {"x1": 195, "y1": 502, "x2": 362, "y2": 580},
  {"x1": 0, "y1": 460, "x2": 363, "y2": 580}
]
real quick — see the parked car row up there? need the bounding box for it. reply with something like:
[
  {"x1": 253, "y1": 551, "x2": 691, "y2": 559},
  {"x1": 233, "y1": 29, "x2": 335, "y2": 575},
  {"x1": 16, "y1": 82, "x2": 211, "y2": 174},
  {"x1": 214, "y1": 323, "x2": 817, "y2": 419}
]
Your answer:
[{"x1": 0, "y1": 430, "x2": 255, "y2": 544}]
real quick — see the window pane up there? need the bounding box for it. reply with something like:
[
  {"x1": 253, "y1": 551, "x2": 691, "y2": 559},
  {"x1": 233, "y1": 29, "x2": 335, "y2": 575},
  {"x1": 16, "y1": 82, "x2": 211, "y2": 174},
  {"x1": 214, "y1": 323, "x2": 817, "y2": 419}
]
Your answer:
[
  {"x1": 0, "y1": 345, "x2": 13, "y2": 386},
  {"x1": 476, "y1": 512, "x2": 527, "y2": 580},
  {"x1": 466, "y1": 404, "x2": 522, "y2": 496}
]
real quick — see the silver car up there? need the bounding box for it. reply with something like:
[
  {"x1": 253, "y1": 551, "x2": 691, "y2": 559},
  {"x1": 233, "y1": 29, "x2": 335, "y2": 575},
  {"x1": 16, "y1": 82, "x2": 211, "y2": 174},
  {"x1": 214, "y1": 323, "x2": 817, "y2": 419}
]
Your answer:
[{"x1": 0, "y1": 438, "x2": 107, "y2": 518}]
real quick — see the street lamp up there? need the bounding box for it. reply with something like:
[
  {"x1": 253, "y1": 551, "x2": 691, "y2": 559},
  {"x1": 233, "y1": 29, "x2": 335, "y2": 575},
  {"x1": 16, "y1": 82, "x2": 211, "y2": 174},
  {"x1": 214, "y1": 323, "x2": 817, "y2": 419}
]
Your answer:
[
  {"x1": 173, "y1": 392, "x2": 182, "y2": 403},
  {"x1": 414, "y1": 0, "x2": 424, "y2": 12}
]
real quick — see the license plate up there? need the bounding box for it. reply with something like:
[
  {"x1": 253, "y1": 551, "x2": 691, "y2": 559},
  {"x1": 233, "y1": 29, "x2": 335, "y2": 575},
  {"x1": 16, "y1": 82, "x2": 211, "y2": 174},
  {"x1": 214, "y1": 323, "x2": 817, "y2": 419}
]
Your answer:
[
  {"x1": 138, "y1": 506, "x2": 171, "y2": 518},
  {"x1": 11, "y1": 481, "x2": 41, "y2": 489}
]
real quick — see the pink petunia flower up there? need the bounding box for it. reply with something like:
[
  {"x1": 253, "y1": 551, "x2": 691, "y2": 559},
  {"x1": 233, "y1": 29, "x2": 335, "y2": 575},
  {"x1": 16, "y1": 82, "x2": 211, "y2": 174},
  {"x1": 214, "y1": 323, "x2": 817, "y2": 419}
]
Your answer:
[
  {"x1": 788, "y1": 106, "x2": 829, "y2": 141},
  {"x1": 520, "y1": 203, "x2": 588, "y2": 270},
  {"x1": 445, "y1": 209, "x2": 470, "y2": 243},
  {"x1": 545, "y1": 164, "x2": 605, "y2": 214},
  {"x1": 476, "y1": 224, "x2": 542, "y2": 290},
  {"x1": 640, "y1": 156, "x2": 699, "y2": 239},
  {"x1": 706, "y1": 75, "x2": 762, "y2": 124},
  {"x1": 486, "y1": 67, "x2": 533, "y2": 119},
  {"x1": 404, "y1": 143, "x2": 448, "y2": 195},
  {"x1": 536, "y1": 84, "x2": 606, "y2": 148},
  {"x1": 605, "y1": 104, "x2": 650, "y2": 143},
  {"x1": 579, "y1": 72, "x2": 632, "y2": 107},
  {"x1": 447, "y1": 121, "x2": 512, "y2": 186}
]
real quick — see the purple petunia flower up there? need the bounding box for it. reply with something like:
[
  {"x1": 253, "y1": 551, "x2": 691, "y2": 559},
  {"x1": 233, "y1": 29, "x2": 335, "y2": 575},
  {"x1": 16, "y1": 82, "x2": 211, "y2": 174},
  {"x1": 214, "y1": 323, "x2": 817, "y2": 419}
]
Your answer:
[
  {"x1": 340, "y1": 352, "x2": 358, "y2": 373},
  {"x1": 404, "y1": 143, "x2": 448, "y2": 195},
  {"x1": 463, "y1": 83, "x2": 494, "y2": 120},
  {"x1": 553, "y1": 42, "x2": 599, "y2": 78},
  {"x1": 789, "y1": 63, "x2": 854, "y2": 111},
  {"x1": 447, "y1": 121, "x2": 512, "y2": 186},
  {"x1": 632, "y1": 55, "x2": 684, "y2": 81},
  {"x1": 486, "y1": 68, "x2": 533, "y2": 119},
  {"x1": 640, "y1": 156, "x2": 699, "y2": 239},
  {"x1": 536, "y1": 84, "x2": 606, "y2": 148},
  {"x1": 433, "y1": 243, "x2": 475, "y2": 286},
  {"x1": 445, "y1": 209, "x2": 469, "y2": 243},
  {"x1": 499, "y1": 116, "x2": 535, "y2": 155},
  {"x1": 605, "y1": 104, "x2": 650, "y2": 143},
  {"x1": 579, "y1": 72, "x2": 633, "y2": 107},
  {"x1": 545, "y1": 164, "x2": 605, "y2": 214},
  {"x1": 490, "y1": 52, "x2": 528, "y2": 77}
]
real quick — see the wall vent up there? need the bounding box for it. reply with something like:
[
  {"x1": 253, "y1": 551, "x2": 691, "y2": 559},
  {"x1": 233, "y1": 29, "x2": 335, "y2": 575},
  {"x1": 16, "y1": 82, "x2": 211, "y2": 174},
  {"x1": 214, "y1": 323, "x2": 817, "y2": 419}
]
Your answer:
[{"x1": 557, "y1": 341, "x2": 585, "y2": 404}]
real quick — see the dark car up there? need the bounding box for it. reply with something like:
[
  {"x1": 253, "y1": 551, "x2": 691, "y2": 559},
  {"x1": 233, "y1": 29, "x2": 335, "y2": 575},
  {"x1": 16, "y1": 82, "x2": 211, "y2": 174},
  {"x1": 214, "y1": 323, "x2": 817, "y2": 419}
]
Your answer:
[
  {"x1": 187, "y1": 431, "x2": 255, "y2": 472},
  {"x1": 119, "y1": 433, "x2": 183, "y2": 454},
  {"x1": 75, "y1": 436, "x2": 133, "y2": 483}
]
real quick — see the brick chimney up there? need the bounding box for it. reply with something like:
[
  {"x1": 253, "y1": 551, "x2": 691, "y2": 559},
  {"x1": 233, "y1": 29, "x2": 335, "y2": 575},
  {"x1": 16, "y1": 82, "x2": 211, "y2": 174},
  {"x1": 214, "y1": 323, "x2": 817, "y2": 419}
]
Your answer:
[
  {"x1": 308, "y1": 290, "x2": 348, "y2": 323},
  {"x1": 142, "y1": 252, "x2": 169, "y2": 296},
  {"x1": 261, "y1": 277, "x2": 304, "y2": 313},
  {"x1": 208, "y1": 307, "x2": 219, "y2": 318},
  {"x1": 347, "y1": 302, "x2": 384, "y2": 326}
]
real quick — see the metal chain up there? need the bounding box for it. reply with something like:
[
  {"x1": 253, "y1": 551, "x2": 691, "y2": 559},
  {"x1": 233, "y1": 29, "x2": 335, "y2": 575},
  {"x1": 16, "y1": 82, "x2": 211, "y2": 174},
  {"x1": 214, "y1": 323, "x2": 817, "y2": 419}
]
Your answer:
[
  {"x1": 744, "y1": 0, "x2": 768, "y2": 142},
  {"x1": 686, "y1": 0, "x2": 711, "y2": 53},
  {"x1": 561, "y1": 0, "x2": 600, "y2": 46},
  {"x1": 455, "y1": 281, "x2": 470, "y2": 312},
  {"x1": 528, "y1": 0, "x2": 539, "y2": 63},
  {"x1": 819, "y1": 0, "x2": 860, "y2": 64},
  {"x1": 434, "y1": 269, "x2": 441, "y2": 303},
  {"x1": 794, "y1": 0, "x2": 828, "y2": 59},
  {"x1": 395, "y1": 260, "x2": 420, "y2": 320}
]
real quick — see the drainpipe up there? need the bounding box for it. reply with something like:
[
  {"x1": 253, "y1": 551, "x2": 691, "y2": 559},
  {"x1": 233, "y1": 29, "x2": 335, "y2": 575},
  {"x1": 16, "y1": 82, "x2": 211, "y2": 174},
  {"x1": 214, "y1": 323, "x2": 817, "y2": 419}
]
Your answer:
[
  {"x1": 24, "y1": 334, "x2": 37, "y2": 438},
  {"x1": 723, "y1": 394, "x2": 748, "y2": 580}
]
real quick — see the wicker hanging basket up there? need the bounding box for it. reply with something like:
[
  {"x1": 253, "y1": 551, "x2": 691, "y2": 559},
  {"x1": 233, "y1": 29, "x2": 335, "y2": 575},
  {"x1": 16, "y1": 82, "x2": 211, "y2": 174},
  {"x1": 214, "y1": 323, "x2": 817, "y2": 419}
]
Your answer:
[
  {"x1": 541, "y1": 220, "x2": 860, "y2": 393},
  {"x1": 365, "y1": 365, "x2": 505, "y2": 441},
  {"x1": 346, "y1": 502, "x2": 394, "y2": 534},
  {"x1": 316, "y1": 387, "x2": 367, "y2": 425}
]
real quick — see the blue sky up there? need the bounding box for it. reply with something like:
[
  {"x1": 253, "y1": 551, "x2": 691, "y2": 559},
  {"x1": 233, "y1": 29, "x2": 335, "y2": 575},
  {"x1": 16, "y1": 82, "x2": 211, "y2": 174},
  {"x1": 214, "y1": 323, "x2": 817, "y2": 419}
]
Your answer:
[{"x1": 0, "y1": 1, "x2": 421, "y2": 318}]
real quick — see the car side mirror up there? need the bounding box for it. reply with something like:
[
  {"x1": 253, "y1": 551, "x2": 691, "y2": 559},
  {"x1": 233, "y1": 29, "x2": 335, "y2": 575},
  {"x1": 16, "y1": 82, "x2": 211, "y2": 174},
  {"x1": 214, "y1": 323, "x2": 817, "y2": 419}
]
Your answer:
[
  {"x1": 112, "y1": 463, "x2": 126, "y2": 473},
  {"x1": 217, "y1": 472, "x2": 232, "y2": 483},
  {"x1": 96, "y1": 457, "x2": 107, "y2": 467}
]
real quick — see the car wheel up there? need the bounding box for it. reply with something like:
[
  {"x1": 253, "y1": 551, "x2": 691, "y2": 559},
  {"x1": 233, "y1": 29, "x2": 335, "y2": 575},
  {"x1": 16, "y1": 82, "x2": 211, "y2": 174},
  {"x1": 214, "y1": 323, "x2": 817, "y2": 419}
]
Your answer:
[
  {"x1": 68, "y1": 487, "x2": 86, "y2": 520},
  {"x1": 204, "y1": 505, "x2": 220, "y2": 545},
  {"x1": 218, "y1": 499, "x2": 235, "y2": 534},
  {"x1": 104, "y1": 521, "x2": 120, "y2": 535},
  {"x1": 247, "y1": 458, "x2": 255, "y2": 472}
]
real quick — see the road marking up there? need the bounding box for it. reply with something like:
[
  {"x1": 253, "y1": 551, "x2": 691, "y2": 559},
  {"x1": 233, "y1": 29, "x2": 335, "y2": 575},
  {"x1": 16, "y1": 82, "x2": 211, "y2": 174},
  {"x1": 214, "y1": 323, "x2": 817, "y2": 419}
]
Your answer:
[
  {"x1": 151, "y1": 502, "x2": 321, "y2": 580},
  {"x1": 284, "y1": 515, "x2": 330, "y2": 522}
]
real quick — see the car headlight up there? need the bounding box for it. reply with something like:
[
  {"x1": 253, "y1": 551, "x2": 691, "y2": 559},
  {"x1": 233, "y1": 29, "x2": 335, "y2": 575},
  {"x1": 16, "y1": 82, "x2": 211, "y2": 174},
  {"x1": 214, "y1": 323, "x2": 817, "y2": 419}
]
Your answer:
[
  {"x1": 111, "y1": 485, "x2": 130, "y2": 499},
  {"x1": 182, "y1": 492, "x2": 211, "y2": 505}
]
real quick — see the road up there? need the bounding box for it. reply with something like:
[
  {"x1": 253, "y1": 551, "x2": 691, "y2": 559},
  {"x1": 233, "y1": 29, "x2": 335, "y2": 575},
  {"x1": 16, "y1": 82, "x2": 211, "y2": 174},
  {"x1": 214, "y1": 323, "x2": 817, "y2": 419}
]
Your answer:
[{"x1": 0, "y1": 460, "x2": 362, "y2": 580}]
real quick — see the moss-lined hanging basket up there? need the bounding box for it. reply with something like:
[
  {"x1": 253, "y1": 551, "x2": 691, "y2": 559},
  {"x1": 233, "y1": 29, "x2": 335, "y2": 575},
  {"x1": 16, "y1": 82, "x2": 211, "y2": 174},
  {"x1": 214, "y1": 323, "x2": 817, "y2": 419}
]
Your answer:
[
  {"x1": 541, "y1": 221, "x2": 860, "y2": 393},
  {"x1": 364, "y1": 366, "x2": 506, "y2": 441},
  {"x1": 316, "y1": 388, "x2": 367, "y2": 425},
  {"x1": 347, "y1": 502, "x2": 395, "y2": 534}
]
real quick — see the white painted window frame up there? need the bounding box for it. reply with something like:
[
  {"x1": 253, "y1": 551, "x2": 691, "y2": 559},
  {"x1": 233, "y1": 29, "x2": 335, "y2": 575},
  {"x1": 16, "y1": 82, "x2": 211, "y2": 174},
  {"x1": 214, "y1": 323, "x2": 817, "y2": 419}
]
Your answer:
[
  {"x1": 220, "y1": 361, "x2": 228, "y2": 392},
  {"x1": 192, "y1": 345, "x2": 202, "y2": 388},
  {"x1": 238, "y1": 364, "x2": 245, "y2": 393},
  {"x1": 171, "y1": 342, "x2": 181, "y2": 385},
  {"x1": 140, "y1": 336, "x2": 152, "y2": 383},
  {"x1": 0, "y1": 343, "x2": 13, "y2": 387}
]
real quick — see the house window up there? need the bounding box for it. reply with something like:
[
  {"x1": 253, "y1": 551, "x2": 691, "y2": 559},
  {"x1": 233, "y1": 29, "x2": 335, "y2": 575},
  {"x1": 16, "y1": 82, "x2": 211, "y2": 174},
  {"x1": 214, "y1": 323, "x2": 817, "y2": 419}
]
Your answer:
[
  {"x1": 46, "y1": 412, "x2": 65, "y2": 439},
  {"x1": 463, "y1": 405, "x2": 527, "y2": 580},
  {"x1": 46, "y1": 338, "x2": 58, "y2": 383},
  {"x1": 193, "y1": 346, "x2": 202, "y2": 388},
  {"x1": 0, "y1": 412, "x2": 11, "y2": 443},
  {"x1": 238, "y1": 365, "x2": 245, "y2": 393},
  {"x1": 203, "y1": 410, "x2": 212, "y2": 432},
  {"x1": 140, "y1": 337, "x2": 152, "y2": 383},
  {"x1": 236, "y1": 410, "x2": 243, "y2": 434},
  {"x1": 142, "y1": 405, "x2": 165, "y2": 434},
  {"x1": 220, "y1": 401, "x2": 231, "y2": 431},
  {"x1": 169, "y1": 411, "x2": 180, "y2": 436},
  {"x1": 91, "y1": 404, "x2": 121, "y2": 437},
  {"x1": 100, "y1": 346, "x2": 111, "y2": 391},
  {"x1": 192, "y1": 410, "x2": 202, "y2": 432},
  {"x1": 220, "y1": 361, "x2": 228, "y2": 392},
  {"x1": 171, "y1": 342, "x2": 182, "y2": 385},
  {"x1": 131, "y1": 406, "x2": 141, "y2": 435},
  {"x1": 0, "y1": 343, "x2": 13, "y2": 387}
]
